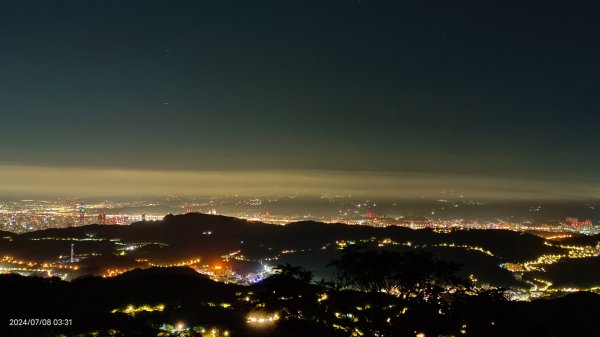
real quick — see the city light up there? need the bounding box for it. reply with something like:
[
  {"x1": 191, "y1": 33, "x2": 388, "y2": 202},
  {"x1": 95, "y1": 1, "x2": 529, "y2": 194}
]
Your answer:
[{"x1": 246, "y1": 312, "x2": 280, "y2": 325}]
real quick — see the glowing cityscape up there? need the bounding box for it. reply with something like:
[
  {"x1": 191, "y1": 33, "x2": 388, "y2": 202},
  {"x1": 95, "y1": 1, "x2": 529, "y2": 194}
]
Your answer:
[{"x1": 2, "y1": 0, "x2": 599, "y2": 336}]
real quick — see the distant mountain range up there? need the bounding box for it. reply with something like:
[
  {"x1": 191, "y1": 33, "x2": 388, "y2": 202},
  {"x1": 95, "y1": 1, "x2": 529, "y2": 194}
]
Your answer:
[{"x1": 1, "y1": 213, "x2": 599, "y2": 289}]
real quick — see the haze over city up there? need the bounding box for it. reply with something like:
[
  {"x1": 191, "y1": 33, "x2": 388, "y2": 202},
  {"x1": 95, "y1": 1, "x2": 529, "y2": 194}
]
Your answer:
[{"x1": 1, "y1": 165, "x2": 598, "y2": 199}]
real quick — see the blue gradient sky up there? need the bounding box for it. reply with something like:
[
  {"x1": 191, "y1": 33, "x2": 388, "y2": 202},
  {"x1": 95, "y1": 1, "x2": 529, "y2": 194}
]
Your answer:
[{"x1": 1, "y1": 1, "x2": 598, "y2": 198}]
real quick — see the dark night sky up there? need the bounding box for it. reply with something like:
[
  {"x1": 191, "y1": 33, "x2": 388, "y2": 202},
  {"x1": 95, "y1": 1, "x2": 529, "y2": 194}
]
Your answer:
[{"x1": 0, "y1": 1, "x2": 599, "y2": 198}]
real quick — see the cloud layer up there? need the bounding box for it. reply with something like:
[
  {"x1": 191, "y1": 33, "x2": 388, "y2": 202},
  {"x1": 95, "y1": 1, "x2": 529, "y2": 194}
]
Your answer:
[{"x1": 0, "y1": 165, "x2": 597, "y2": 200}]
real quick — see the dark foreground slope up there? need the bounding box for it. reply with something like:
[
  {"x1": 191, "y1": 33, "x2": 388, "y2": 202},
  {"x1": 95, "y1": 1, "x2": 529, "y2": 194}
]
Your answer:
[{"x1": 0, "y1": 267, "x2": 599, "y2": 337}]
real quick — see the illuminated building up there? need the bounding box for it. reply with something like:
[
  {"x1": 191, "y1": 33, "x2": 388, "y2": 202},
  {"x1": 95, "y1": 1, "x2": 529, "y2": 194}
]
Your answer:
[
  {"x1": 78, "y1": 201, "x2": 85, "y2": 225},
  {"x1": 566, "y1": 217, "x2": 592, "y2": 229}
]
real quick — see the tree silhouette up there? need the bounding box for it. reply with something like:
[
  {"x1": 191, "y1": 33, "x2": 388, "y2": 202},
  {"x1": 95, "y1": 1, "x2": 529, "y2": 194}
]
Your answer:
[
  {"x1": 328, "y1": 248, "x2": 470, "y2": 303},
  {"x1": 274, "y1": 263, "x2": 314, "y2": 283}
]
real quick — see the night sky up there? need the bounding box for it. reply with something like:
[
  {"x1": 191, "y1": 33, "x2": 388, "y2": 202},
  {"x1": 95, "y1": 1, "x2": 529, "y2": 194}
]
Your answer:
[{"x1": 1, "y1": 1, "x2": 599, "y2": 198}]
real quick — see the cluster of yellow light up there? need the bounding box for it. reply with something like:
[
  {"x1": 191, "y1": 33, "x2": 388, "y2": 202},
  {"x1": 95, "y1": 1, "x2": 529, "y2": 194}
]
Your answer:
[
  {"x1": 194, "y1": 326, "x2": 230, "y2": 336},
  {"x1": 236, "y1": 292, "x2": 253, "y2": 303},
  {"x1": 115, "y1": 241, "x2": 166, "y2": 251},
  {"x1": 553, "y1": 243, "x2": 600, "y2": 259},
  {"x1": 0, "y1": 266, "x2": 49, "y2": 273},
  {"x1": 375, "y1": 238, "x2": 415, "y2": 248},
  {"x1": 29, "y1": 237, "x2": 105, "y2": 241},
  {"x1": 204, "y1": 302, "x2": 233, "y2": 309},
  {"x1": 434, "y1": 243, "x2": 495, "y2": 257},
  {"x1": 317, "y1": 293, "x2": 328, "y2": 302},
  {"x1": 2, "y1": 256, "x2": 36, "y2": 266},
  {"x1": 545, "y1": 286, "x2": 600, "y2": 293},
  {"x1": 520, "y1": 254, "x2": 565, "y2": 272},
  {"x1": 335, "y1": 240, "x2": 352, "y2": 249},
  {"x1": 355, "y1": 304, "x2": 372, "y2": 311},
  {"x1": 544, "y1": 234, "x2": 573, "y2": 240},
  {"x1": 111, "y1": 304, "x2": 165, "y2": 315},
  {"x1": 0, "y1": 256, "x2": 79, "y2": 273},
  {"x1": 351, "y1": 327, "x2": 365, "y2": 336},
  {"x1": 376, "y1": 238, "x2": 397, "y2": 247},
  {"x1": 373, "y1": 237, "x2": 496, "y2": 257},
  {"x1": 531, "y1": 278, "x2": 553, "y2": 292},
  {"x1": 331, "y1": 316, "x2": 365, "y2": 336},
  {"x1": 246, "y1": 313, "x2": 280, "y2": 325},
  {"x1": 41, "y1": 263, "x2": 79, "y2": 270},
  {"x1": 176, "y1": 322, "x2": 186, "y2": 331},
  {"x1": 102, "y1": 268, "x2": 131, "y2": 278},
  {"x1": 170, "y1": 321, "x2": 230, "y2": 337},
  {"x1": 208, "y1": 329, "x2": 229, "y2": 337},
  {"x1": 512, "y1": 238, "x2": 600, "y2": 293},
  {"x1": 221, "y1": 250, "x2": 248, "y2": 262},
  {"x1": 149, "y1": 257, "x2": 201, "y2": 268},
  {"x1": 334, "y1": 312, "x2": 359, "y2": 322},
  {"x1": 261, "y1": 248, "x2": 314, "y2": 263},
  {"x1": 502, "y1": 263, "x2": 526, "y2": 273},
  {"x1": 510, "y1": 242, "x2": 599, "y2": 277}
]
